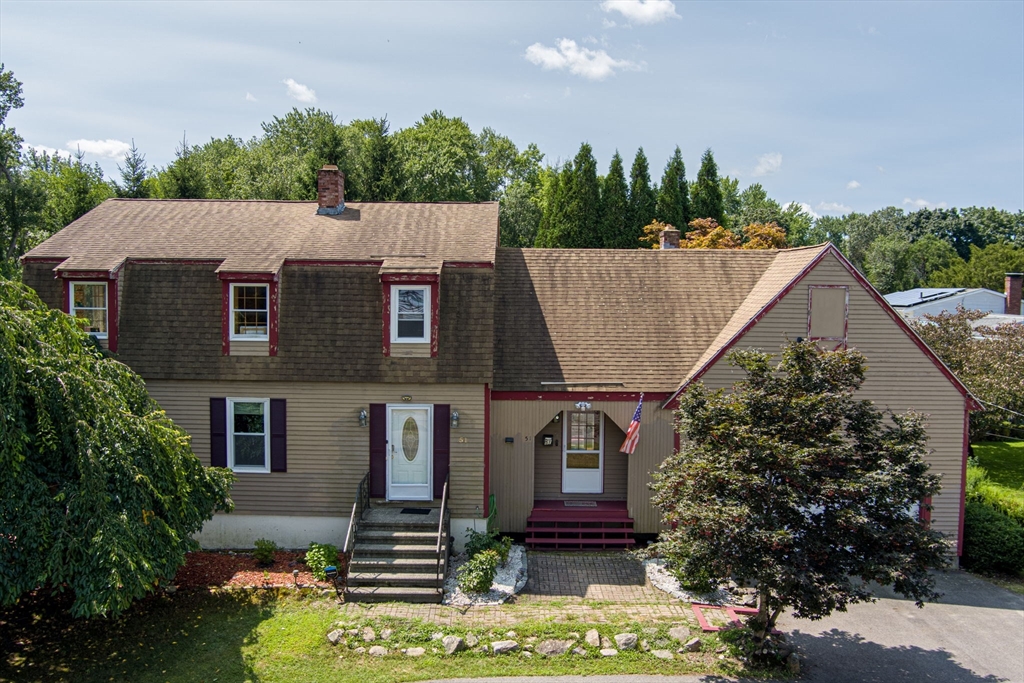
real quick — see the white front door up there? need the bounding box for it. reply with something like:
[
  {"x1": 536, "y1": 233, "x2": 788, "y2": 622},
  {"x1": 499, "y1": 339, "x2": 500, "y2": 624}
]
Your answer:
[
  {"x1": 387, "y1": 405, "x2": 433, "y2": 501},
  {"x1": 562, "y1": 411, "x2": 604, "y2": 494}
]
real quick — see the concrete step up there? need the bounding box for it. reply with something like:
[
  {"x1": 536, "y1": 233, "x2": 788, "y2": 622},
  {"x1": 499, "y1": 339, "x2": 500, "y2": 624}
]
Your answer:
[
  {"x1": 347, "y1": 571, "x2": 444, "y2": 588},
  {"x1": 356, "y1": 529, "x2": 439, "y2": 542},
  {"x1": 352, "y1": 542, "x2": 446, "y2": 558},
  {"x1": 350, "y1": 556, "x2": 440, "y2": 573},
  {"x1": 345, "y1": 586, "x2": 442, "y2": 604},
  {"x1": 359, "y1": 520, "x2": 438, "y2": 532}
]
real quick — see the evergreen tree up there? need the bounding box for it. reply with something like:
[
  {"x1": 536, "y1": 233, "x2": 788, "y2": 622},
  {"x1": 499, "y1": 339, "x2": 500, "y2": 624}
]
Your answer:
[
  {"x1": 625, "y1": 148, "x2": 656, "y2": 249},
  {"x1": 599, "y1": 151, "x2": 629, "y2": 248},
  {"x1": 563, "y1": 142, "x2": 600, "y2": 248},
  {"x1": 115, "y1": 140, "x2": 149, "y2": 199},
  {"x1": 360, "y1": 116, "x2": 402, "y2": 201},
  {"x1": 690, "y1": 148, "x2": 724, "y2": 224},
  {"x1": 655, "y1": 147, "x2": 689, "y2": 231},
  {"x1": 160, "y1": 133, "x2": 206, "y2": 199}
]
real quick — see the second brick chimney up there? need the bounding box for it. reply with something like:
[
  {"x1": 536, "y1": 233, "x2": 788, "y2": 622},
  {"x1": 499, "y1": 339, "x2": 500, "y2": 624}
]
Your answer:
[
  {"x1": 317, "y1": 165, "x2": 345, "y2": 215},
  {"x1": 1006, "y1": 273, "x2": 1022, "y2": 315},
  {"x1": 660, "y1": 227, "x2": 681, "y2": 249}
]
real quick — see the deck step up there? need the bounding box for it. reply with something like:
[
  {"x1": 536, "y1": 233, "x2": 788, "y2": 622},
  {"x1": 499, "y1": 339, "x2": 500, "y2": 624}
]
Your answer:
[
  {"x1": 353, "y1": 542, "x2": 445, "y2": 558},
  {"x1": 348, "y1": 571, "x2": 444, "y2": 588},
  {"x1": 350, "y1": 557, "x2": 440, "y2": 573},
  {"x1": 346, "y1": 585, "x2": 442, "y2": 603}
]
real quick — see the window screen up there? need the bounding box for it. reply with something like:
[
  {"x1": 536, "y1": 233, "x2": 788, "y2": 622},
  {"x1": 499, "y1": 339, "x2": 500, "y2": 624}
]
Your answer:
[
  {"x1": 395, "y1": 287, "x2": 427, "y2": 340},
  {"x1": 71, "y1": 282, "x2": 107, "y2": 336},
  {"x1": 808, "y1": 286, "x2": 848, "y2": 341}
]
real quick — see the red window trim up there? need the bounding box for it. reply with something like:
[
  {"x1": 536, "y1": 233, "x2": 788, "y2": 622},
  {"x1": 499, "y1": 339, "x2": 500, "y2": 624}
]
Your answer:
[
  {"x1": 382, "y1": 273, "x2": 440, "y2": 358},
  {"x1": 62, "y1": 275, "x2": 119, "y2": 353},
  {"x1": 807, "y1": 284, "x2": 849, "y2": 348},
  {"x1": 484, "y1": 383, "x2": 491, "y2": 518},
  {"x1": 220, "y1": 277, "x2": 279, "y2": 356}
]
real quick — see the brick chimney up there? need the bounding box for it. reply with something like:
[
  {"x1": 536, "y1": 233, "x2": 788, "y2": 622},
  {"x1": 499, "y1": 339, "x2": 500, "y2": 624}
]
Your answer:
[
  {"x1": 660, "y1": 227, "x2": 681, "y2": 249},
  {"x1": 1006, "y1": 273, "x2": 1022, "y2": 315},
  {"x1": 316, "y1": 165, "x2": 345, "y2": 215}
]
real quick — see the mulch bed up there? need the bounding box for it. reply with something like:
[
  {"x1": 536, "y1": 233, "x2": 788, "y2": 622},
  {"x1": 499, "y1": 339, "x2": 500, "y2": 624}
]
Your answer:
[{"x1": 173, "y1": 550, "x2": 345, "y2": 589}]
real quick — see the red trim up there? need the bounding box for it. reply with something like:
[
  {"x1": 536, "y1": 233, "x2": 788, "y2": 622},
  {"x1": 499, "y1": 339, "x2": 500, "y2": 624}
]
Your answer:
[
  {"x1": 61, "y1": 278, "x2": 70, "y2": 314},
  {"x1": 59, "y1": 270, "x2": 117, "y2": 280},
  {"x1": 64, "y1": 277, "x2": 118, "y2": 351},
  {"x1": 484, "y1": 383, "x2": 491, "y2": 518},
  {"x1": 217, "y1": 271, "x2": 279, "y2": 282},
  {"x1": 382, "y1": 283, "x2": 391, "y2": 357},
  {"x1": 807, "y1": 284, "x2": 849, "y2": 346},
  {"x1": 127, "y1": 258, "x2": 223, "y2": 266},
  {"x1": 491, "y1": 391, "x2": 670, "y2": 402},
  {"x1": 920, "y1": 495, "x2": 932, "y2": 526},
  {"x1": 662, "y1": 244, "x2": 980, "y2": 410},
  {"x1": 431, "y1": 281, "x2": 440, "y2": 358},
  {"x1": 221, "y1": 281, "x2": 230, "y2": 356},
  {"x1": 284, "y1": 259, "x2": 383, "y2": 267},
  {"x1": 107, "y1": 278, "x2": 119, "y2": 353},
  {"x1": 269, "y1": 280, "x2": 279, "y2": 357},
  {"x1": 958, "y1": 404, "x2": 969, "y2": 556},
  {"x1": 382, "y1": 275, "x2": 440, "y2": 357},
  {"x1": 381, "y1": 273, "x2": 439, "y2": 283},
  {"x1": 21, "y1": 256, "x2": 66, "y2": 264},
  {"x1": 444, "y1": 261, "x2": 494, "y2": 269}
]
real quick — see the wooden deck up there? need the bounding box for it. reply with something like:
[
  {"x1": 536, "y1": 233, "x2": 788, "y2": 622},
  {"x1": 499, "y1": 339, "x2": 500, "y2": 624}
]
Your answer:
[{"x1": 525, "y1": 500, "x2": 635, "y2": 550}]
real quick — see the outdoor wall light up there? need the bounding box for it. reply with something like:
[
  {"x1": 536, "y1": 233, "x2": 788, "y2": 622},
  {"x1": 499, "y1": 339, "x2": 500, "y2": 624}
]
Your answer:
[
  {"x1": 358, "y1": 408, "x2": 368, "y2": 428},
  {"x1": 450, "y1": 410, "x2": 460, "y2": 428},
  {"x1": 401, "y1": 395, "x2": 413, "y2": 402},
  {"x1": 552, "y1": 413, "x2": 561, "y2": 423},
  {"x1": 575, "y1": 401, "x2": 592, "y2": 411}
]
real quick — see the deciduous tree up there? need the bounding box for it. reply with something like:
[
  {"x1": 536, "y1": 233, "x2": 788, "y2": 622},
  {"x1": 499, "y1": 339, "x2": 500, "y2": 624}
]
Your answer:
[{"x1": 928, "y1": 242, "x2": 1024, "y2": 292}]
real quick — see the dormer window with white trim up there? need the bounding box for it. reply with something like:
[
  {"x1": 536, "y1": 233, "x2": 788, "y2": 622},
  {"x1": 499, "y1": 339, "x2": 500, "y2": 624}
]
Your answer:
[
  {"x1": 70, "y1": 281, "x2": 108, "y2": 338},
  {"x1": 391, "y1": 284, "x2": 430, "y2": 343},
  {"x1": 230, "y1": 284, "x2": 269, "y2": 341}
]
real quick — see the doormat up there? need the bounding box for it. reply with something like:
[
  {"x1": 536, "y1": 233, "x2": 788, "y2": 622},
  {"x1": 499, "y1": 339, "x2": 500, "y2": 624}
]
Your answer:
[
  {"x1": 401, "y1": 508, "x2": 432, "y2": 515},
  {"x1": 564, "y1": 501, "x2": 598, "y2": 507}
]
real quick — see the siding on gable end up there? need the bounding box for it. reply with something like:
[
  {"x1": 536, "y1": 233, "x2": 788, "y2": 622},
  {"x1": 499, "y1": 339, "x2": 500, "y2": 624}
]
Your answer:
[
  {"x1": 695, "y1": 252, "x2": 967, "y2": 547},
  {"x1": 145, "y1": 380, "x2": 485, "y2": 519}
]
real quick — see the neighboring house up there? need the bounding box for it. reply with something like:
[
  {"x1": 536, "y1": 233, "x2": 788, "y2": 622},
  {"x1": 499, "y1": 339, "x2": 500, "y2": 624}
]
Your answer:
[
  {"x1": 884, "y1": 278, "x2": 1023, "y2": 318},
  {"x1": 21, "y1": 168, "x2": 977, "y2": 573}
]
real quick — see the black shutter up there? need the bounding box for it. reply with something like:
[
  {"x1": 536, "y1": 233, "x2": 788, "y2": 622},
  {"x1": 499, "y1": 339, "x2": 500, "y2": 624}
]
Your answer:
[
  {"x1": 210, "y1": 398, "x2": 227, "y2": 468},
  {"x1": 433, "y1": 405, "x2": 450, "y2": 499},
  {"x1": 270, "y1": 399, "x2": 287, "y2": 472},
  {"x1": 369, "y1": 404, "x2": 387, "y2": 497}
]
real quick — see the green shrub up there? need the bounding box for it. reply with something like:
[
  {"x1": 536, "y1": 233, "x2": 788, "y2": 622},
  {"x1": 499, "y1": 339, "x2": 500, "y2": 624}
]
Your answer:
[
  {"x1": 961, "y1": 500, "x2": 1024, "y2": 575},
  {"x1": 304, "y1": 542, "x2": 339, "y2": 581},
  {"x1": 464, "y1": 528, "x2": 513, "y2": 564},
  {"x1": 967, "y1": 463, "x2": 1024, "y2": 526},
  {"x1": 457, "y1": 548, "x2": 500, "y2": 593},
  {"x1": 253, "y1": 538, "x2": 278, "y2": 566}
]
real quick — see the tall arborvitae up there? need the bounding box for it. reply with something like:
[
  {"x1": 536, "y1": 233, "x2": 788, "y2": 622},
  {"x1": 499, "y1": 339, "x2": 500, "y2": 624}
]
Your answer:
[
  {"x1": 361, "y1": 116, "x2": 402, "y2": 201},
  {"x1": 115, "y1": 139, "x2": 149, "y2": 198},
  {"x1": 599, "y1": 151, "x2": 629, "y2": 248},
  {"x1": 690, "y1": 148, "x2": 724, "y2": 224},
  {"x1": 536, "y1": 162, "x2": 574, "y2": 247},
  {"x1": 534, "y1": 167, "x2": 560, "y2": 247},
  {"x1": 655, "y1": 146, "x2": 689, "y2": 230},
  {"x1": 625, "y1": 147, "x2": 656, "y2": 249},
  {"x1": 564, "y1": 142, "x2": 601, "y2": 248}
]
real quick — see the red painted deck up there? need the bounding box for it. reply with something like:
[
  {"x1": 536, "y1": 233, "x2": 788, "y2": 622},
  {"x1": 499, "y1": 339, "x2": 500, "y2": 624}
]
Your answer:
[{"x1": 526, "y1": 500, "x2": 635, "y2": 550}]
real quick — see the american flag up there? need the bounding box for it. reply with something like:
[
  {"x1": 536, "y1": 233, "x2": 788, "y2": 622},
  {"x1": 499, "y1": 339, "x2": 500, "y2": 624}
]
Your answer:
[{"x1": 619, "y1": 393, "x2": 643, "y2": 454}]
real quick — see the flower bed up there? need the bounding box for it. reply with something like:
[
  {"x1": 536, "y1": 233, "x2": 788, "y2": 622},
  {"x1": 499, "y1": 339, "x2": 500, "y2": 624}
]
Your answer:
[
  {"x1": 173, "y1": 550, "x2": 341, "y2": 589},
  {"x1": 443, "y1": 545, "x2": 527, "y2": 606}
]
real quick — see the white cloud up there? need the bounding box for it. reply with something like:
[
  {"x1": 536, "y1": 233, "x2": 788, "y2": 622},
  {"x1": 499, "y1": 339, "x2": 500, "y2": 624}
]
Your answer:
[
  {"x1": 903, "y1": 198, "x2": 947, "y2": 210},
  {"x1": 784, "y1": 201, "x2": 819, "y2": 220},
  {"x1": 876, "y1": 165, "x2": 885, "y2": 173},
  {"x1": 22, "y1": 142, "x2": 72, "y2": 159},
  {"x1": 525, "y1": 39, "x2": 638, "y2": 81},
  {"x1": 283, "y1": 78, "x2": 317, "y2": 103},
  {"x1": 846, "y1": 180, "x2": 860, "y2": 189},
  {"x1": 817, "y1": 201, "x2": 853, "y2": 214},
  {"x1": 752, "y1": 152, "x2": 782, "y2": 177},
  {"x1": 246, "y1": 92, "x2": 258, "y2": 102},
  {"x1": 600, "y1": 0, "x2": 680, "y2": 25},
  {"x1": 602, "y1": 18, "x2": 617, "y2": 28},
  {"x1": 67, "y1": 139, "x2": 131, "y2": 159}
]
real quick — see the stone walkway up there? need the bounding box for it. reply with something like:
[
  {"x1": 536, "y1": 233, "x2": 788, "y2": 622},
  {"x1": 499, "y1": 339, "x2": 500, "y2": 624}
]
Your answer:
[{"x1": 338, "y1": 551, "x2": 694, "y2": 627}]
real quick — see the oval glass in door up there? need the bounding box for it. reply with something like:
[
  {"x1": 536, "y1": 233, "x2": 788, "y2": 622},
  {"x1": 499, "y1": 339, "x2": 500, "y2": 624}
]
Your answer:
[{"x1": 389, "y1": 407, "x2": 431, "y2": 500}]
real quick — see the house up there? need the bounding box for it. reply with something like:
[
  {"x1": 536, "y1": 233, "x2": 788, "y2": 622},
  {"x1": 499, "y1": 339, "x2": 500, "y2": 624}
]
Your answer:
[
  {"x1": 21, "y1": 167, "x2": 977, "y2": 600},
  {"x1": 884, "y1": 277, "x2": 1023, "y2": 318}
]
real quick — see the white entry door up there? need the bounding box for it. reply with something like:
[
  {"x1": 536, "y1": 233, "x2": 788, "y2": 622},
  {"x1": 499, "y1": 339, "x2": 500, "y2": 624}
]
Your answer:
[
  {"x1": 387, "y1": 405, "x2": 433, "y2": 501},
  {"x1": 562, "y1": 411, "x2": 604, "y2": 494}
]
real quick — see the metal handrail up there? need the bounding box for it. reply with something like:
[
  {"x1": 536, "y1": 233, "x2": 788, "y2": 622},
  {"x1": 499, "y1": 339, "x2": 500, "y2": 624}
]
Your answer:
[
  {"x1": 435, "y1": 476, "x2": 449, "y2": 585},
  {"x1": 343, "y1": 472, "x2": 370, "y2": 555}
]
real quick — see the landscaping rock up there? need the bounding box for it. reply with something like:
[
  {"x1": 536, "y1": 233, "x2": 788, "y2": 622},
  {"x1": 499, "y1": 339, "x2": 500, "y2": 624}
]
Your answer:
[
  {"x1": 600, "y1": 648, "x2": 618, "y2": 657},
  {"x1": 787, "y1": 653, "x2": 801, "y2": 674},
  {"x1": 642, "y1": 627, "x2": 659, "y2": 635},
  {"x1": 477, "y1": 645, "x2": 489, "y2": 654},
  {"x1": 431, "y1": 631, "x2": 444, "y2": 641},
  {"x1": 380, "y1": 628, "x2": 393, "y2": 641},
  {"x1": 568, "y1": 632, "x2": 580, "y2": 640},
  {"x1": 641, "y1": 640, "x2": 650, "y2": 652},
  {"x1": 368, "y1": 645, "x2": 387, "y2": 657},
  {"x1": 571, "y1": 646, "x2": 587, "y2": 656},
  {"x1": 346, "y1": 629, "x2": 359, "y2": 637},
  {"x1": 465, "y1": 634, "x2": 479, "y2": 647},
  {"x1": 716, "y1": 645, "x2": 727, "y2": 653},
  {"x1": 535, "y1": 639, "x2": 571, "y2": 656},
  {"x1": 442, "y1": 635, "x2": 466, "y2": 655},
  {"x1": 684, "y1": 637, "x2": 703, "y2": 652},
  {"x1": 614, "y1": 633, "x2": 638, "y2": 650},
  {"x1": 405, "y1": 647, "x2": 426, "y2": 657},
  {"x1": 506, "y1": 630, "x2": 518, "y2": 638},
  {"x1": 668, "y1": 626, "x2": 690, "y2": 642},
  {"x1": 362, "y1": 626, "x2": 376, "y2": 642},
  {"x1": 600, "y1": 636, "x2": 614, "y2": 649},
  {"x1": 652, "y1": 649, "x2": 675, "y2": 660},
  {"x1": 522, "y1": 651, "x2": 533, "y2": 658},
  {"x1": 584, "y1": 629, "x2": 601, "y2": 647},
  {"x1": 354, "y1": 647, "x2": 366, "y2": 654},
  {"x1": 491, "y1": 640, "x2": 519, "y2": 655},
  {"x1": 327, "y1": 629, "x2": 345, "y2": 645}
]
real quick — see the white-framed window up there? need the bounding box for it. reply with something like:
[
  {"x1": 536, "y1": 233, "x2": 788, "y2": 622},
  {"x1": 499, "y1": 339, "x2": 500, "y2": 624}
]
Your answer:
[
  {"x1": 69, "y1": 281, "x2": 108, "y2": 338},
  {"x1": 391, "y1": 284, "x2": 430, "y2": 343},
  {"x1": 228, "y1": 398, "x2": 270, "y2": 473},
  {"x1": 566, "y1": 411, "x2": 602, "y2": 466},
  {"x1": 230, "y1": 283, "x2": 269, "y2": 341}
]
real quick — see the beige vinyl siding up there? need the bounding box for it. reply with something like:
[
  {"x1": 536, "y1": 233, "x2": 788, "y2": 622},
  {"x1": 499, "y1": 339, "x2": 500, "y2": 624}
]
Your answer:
[
  {"x1": 230, "y1": 340, "x2": 269, "y2": 356},
  {"x1": 695, "y1": 252, "x2": 967, "y2": 546},
  {"x1": 145, "y1": 380, "x2": 485, "y2": 519},
  {"x1": 532, "y1": 414, "x2": 628, "y2": 501},
  {"x1": 490, "y1": 400, "x2": 675, "y2": 533}
]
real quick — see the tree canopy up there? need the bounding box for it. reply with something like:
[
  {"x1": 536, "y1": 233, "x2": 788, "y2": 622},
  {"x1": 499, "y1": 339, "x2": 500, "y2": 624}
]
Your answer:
[
  {"x1": 650, "y1": 341, "x2": 949, "y2": 640},
  {"x1": 0, "y1": 279, "x2": 234, "y2": 617}
]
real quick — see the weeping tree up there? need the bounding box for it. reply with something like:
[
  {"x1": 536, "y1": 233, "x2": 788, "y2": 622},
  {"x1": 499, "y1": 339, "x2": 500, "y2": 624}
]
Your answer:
[
  {"x1": 0, "y1": 280, "x2": 234, "y2": 617},
  {"x1": 650, "y1": 340, "x2": 950, "y2": 644}
]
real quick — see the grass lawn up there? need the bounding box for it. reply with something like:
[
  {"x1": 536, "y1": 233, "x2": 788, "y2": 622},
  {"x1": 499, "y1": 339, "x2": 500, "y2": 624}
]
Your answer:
[
  {"x1": 0, "y1": 589, "x2": 766, "y2": 683},
  {"x1": 973, "y1": 440, "x2": 1024, "y2": 494}
]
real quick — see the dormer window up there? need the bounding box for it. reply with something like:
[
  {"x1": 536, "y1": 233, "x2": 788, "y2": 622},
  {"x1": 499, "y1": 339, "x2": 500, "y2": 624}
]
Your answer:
[
  {"x1": 391, "y1": 285, "x2": 430, "y2": 343},
  {"x1": 231, "y1": 284, "x2": 269, "y2": 340},
  {"x1": 70, "y1": 282, "x2": 108, "y2": 338}
]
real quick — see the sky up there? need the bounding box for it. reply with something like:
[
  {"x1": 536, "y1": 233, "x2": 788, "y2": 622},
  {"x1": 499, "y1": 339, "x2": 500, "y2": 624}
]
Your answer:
[{"x1": 2, "y1": 0, "x2": 1022, "y2": 216}]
